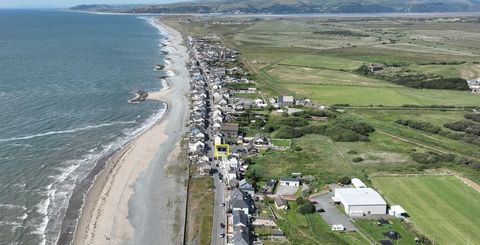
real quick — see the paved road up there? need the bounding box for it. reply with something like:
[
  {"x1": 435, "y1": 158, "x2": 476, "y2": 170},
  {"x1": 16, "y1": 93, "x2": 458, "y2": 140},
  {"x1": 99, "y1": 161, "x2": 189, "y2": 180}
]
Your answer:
[
  {"x1": 310, "y1": 192, "x2": 357, "y2": 231},
  {"x1": 211, "y1": 167, "x2": 226, "y2": 245}
]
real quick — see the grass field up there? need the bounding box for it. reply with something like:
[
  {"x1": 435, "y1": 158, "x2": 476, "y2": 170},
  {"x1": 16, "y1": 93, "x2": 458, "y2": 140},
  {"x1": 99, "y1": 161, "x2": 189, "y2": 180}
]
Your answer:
[
  {"x1": 354, "y1": 219, "x2": 417, "y2": 245},
  {"x1": 268, "y1": 65, "x2": 397, "y2": 87},
  {"x1": 250, "y1": 133, "x2": 419, "y2": 191},
  {"x1": 278, "y1": 55, "x2": 364, "y2": 71},
  {"x1": 272, "y1": 138, "x2": 292, "y2": 147},
  {"x1": 372, "y1": 176, "x2": 480, "y2": 244},
  {"x1": 185, "y1": 176, "x2": 214, "y2": 245},
  {"x1": 409, "y1": 63, "x2": 480, "y2": 79},
  {"x1": 274, "y1": 82, "x2": 480, "y2": 106}
]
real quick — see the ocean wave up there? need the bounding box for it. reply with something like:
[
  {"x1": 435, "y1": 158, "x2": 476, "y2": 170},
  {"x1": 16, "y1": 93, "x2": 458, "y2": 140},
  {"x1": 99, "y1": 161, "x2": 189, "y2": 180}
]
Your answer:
[
  {"x1": 40, "y1": 105, "x2": 168, "y2": 244},
  {"x1": 0, "y1": 204, "x2": 27, "y2": 210},
  {"x1": 140, "y1": 16, "x2": 169, "y2": 37},
  {"x1": 0, "y1": 121, "x2": 136, "y2": 143}
]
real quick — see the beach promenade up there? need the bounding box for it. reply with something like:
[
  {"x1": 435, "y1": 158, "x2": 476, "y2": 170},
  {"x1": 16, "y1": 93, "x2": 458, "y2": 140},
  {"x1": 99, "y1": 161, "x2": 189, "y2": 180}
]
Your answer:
[{"x1": 73, "y1": 20, "x2": 190, "y2": 245}]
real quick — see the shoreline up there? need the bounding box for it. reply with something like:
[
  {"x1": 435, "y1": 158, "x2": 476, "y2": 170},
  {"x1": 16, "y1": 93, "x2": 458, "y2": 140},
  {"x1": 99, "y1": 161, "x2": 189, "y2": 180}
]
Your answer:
[{"x1": 69, "y1": 19, "x2": 190, "y2": 245}]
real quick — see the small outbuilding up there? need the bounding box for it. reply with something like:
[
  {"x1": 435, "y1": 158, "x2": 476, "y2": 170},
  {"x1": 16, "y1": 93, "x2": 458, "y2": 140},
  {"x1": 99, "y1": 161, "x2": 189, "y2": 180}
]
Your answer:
[
  {"x1": 351, "y1": 178, "x2": 367, "y2": 188},
  {"x1": 274, "y1": 197, "x2": 288, "y2": 210},
  {"x1": 389, "y1": 205, "x2": 407, "y2": 218}
]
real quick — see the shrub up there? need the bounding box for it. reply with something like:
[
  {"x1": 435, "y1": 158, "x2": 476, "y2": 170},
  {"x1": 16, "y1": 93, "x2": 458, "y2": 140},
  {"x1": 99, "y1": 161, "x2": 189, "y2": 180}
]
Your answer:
[
  {"x1": 444, "y1": 120, "x2": 478, "y2": 132},
  {"x1": 352, "y1": 157, "x2": 364, "y2": 163},
  {"x1": 347, "y1": 150, "x2": 357, "y2": 154},
  {"x1": 299, "y1": 125, "x2": 328, "y2": 135},
  {"x1": 465, "y1": 113, "x2": 480, "y2": 123},
  {"x1": 296, "y1": 202, "x2": 316, "y2": 215},
  {"x1": 395, "y1": 119, "x2": 441, "y2": 134},
  {"x1": 334, "y1": 118, "x2": 374, "y2": 136},
  {"x1": 273, "y1": 126, "x2": 304, "y2": 139},
  {"x1": 294, "y1": 146, "x2": 303, "y2": 151},
  {"x1": 337, "y1": 176, "x2": 351, "y2": 185}
]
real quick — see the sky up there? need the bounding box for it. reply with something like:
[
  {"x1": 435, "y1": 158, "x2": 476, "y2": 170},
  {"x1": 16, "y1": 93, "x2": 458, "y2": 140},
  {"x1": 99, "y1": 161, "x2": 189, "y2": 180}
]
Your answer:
[{"x1": 0, "y1": 0, "x2": 179, "y2": 8}]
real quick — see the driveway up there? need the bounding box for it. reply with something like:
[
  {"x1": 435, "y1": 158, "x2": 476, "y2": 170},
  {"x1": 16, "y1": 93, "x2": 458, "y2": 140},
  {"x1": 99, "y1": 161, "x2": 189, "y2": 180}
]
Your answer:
[
  {"x1": 275, "y1": 185, "x2": 299, "y2": 196},
  {"x1": 310, "y1": 192, "x2": 357, "y2": 231}
]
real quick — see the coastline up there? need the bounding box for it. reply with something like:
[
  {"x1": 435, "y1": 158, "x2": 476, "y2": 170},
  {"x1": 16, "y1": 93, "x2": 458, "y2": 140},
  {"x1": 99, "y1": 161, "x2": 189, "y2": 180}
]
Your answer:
[{"x1": 70, "y1": 19, "x2": 190, "y2": 245}]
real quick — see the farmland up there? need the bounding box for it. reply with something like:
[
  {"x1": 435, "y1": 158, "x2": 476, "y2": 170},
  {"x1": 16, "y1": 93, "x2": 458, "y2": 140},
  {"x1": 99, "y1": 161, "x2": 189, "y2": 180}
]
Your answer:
[
  {"x1": 161, "y1": 14, "x2": 480, "y2": 245},
  {"x1": 372, "y1": 176, "x2": 480, "y2": 244}
]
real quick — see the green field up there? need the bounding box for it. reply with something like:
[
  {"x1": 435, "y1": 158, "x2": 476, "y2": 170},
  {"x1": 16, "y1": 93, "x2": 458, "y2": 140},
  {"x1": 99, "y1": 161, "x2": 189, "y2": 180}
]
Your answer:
[
  {"x1": 354, "y1": 219, "x2": 417, "y2": 245},
  {"x1": 372, "y1": 176, "x2": 480, "y2": 244},
  {"x1": 409, "y1": 63, "x2": 480, "y2": 79},
  {"x1": 279, "y1": 55, "x2": 364, "y2": 71},
  {"x1": 268, "y1": 65, "x2": 397, "y2": 87},
  {"x1": 275, "y1": 82, "x2": 480, "y2": 106},
  {"x1": 272, "y1": 138, "x2": 292, "y2": 147}
]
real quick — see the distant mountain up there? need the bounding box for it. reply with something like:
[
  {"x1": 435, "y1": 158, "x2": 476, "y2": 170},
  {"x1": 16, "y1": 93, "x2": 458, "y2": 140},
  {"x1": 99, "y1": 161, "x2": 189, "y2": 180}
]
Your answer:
[{"x1": 70, "y1": 0, "x2": 480, "y2": 14}]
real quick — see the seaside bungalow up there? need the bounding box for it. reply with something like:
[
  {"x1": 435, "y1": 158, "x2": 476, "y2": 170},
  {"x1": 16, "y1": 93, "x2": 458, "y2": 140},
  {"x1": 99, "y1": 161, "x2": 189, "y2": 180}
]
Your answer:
[{"x1": 279, "y1": 177, "x2": 301, "y2": 187}]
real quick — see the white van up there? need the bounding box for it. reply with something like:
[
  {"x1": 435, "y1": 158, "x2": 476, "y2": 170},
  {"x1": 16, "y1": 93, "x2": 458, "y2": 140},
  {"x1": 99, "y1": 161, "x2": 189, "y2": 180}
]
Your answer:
[{"x1": 331, "y1": 224, "x2": 345, "y2": 231}]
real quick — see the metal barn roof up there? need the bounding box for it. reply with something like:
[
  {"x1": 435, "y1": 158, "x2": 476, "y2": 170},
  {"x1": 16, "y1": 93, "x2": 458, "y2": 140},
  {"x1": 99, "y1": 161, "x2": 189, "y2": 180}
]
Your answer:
[{"x1": 335, "y1": 188, "x2": 386, "y2": 206}]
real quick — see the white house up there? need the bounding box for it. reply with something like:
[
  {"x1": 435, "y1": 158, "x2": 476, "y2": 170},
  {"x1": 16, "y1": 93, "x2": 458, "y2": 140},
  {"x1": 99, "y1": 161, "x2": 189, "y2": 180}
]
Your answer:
[
  {"x1": 333, "y1": 188, "x2": 387, "y2": 217},
  {"x1": 280, "y1": 177, "x2": 300, "y2": 187},
  {"x1": 351, "y1": 178, "x2": 367, "y2": 188}
]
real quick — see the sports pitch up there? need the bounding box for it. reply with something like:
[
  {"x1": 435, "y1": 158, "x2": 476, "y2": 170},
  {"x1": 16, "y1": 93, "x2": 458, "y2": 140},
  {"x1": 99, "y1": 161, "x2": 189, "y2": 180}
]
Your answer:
[{"x1": 372, "y1": 176, "x2": 480, "y2": 244}]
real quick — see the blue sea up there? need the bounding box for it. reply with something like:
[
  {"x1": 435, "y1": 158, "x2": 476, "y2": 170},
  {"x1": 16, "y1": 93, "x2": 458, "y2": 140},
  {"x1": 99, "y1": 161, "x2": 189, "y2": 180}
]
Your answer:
[{"x1": 0, "y1": 10, "x2": 168, "y2": 244}]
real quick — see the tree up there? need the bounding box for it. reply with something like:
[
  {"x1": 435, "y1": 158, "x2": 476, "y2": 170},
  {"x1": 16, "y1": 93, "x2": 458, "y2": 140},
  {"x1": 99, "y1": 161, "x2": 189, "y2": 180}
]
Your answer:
[{"x1": 296, "y1": 202, "x2": 315, "y2": 215}]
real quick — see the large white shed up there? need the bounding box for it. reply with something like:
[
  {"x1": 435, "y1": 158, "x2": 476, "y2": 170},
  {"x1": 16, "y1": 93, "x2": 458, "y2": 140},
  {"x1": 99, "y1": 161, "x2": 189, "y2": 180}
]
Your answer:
[{"x1": 334, "y1": 188, "x2": 387, "y2": 216}]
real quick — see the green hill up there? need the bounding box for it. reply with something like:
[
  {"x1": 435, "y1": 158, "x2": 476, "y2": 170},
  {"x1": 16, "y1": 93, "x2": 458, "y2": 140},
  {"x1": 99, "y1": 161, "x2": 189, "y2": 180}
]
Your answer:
[{"x1": 71, "y1": 0, "x2": 480, "y2": 14}]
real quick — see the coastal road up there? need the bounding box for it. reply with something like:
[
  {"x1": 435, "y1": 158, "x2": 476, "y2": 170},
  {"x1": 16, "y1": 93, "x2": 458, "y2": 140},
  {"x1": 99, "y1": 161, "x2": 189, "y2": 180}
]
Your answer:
[{"x1": 211, "y1": 167, "x2": 226, "y2": 245}]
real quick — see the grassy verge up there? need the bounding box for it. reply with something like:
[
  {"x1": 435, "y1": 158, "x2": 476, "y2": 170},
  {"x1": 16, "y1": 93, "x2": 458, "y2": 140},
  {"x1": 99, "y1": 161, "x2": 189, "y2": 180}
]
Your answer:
[{"x1": 185, "y1": 176, "x2": 214, "y2": 245}]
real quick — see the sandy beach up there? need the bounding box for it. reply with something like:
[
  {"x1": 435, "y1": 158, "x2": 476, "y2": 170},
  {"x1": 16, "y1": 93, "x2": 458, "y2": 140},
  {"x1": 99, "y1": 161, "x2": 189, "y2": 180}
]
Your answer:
[{"x1": 72, "y1": 19, "x2": 190, "y2": 245}]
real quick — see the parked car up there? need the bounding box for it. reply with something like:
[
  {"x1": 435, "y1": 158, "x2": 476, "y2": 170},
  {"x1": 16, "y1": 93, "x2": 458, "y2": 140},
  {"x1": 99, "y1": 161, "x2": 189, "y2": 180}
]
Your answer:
[{"x1": 331, "y1": 224, "x2": 345, "y2": 231}]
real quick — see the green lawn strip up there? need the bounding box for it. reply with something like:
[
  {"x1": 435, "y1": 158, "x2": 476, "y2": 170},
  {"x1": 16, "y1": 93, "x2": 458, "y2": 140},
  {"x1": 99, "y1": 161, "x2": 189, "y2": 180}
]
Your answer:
[{"x1": 372, "y1": 176, "x2": 480, "y2": 244}]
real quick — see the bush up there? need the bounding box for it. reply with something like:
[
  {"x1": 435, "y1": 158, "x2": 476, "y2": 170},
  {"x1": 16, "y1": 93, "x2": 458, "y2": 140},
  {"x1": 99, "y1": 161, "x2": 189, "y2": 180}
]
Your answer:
[
  {"x1": 299, "y1": 125, "x2": 328, "y2": 135},
  {"x1": 294, "y1": 146, "x2": 303, "y2": 151},
  {"x1": 296, "y1": 202, "x2": 316, "y2": 215},
  {"x1": 465, "y1": 113, "x2": 480, "y2": 123},
  {"x1": 444, "y1": 120, "x2": 476, "y2": 132},
  {"x1": 273, "y1": 126, "x2": 304, "y2": 139},
  {"x1": 352, "y1": 157, "x2": 364, "y2": 163},
  {"x1": 395, "y1": 119, "x2": 441, "y2": 134},
  {"x1": 337, "y1": 176, "x2": 351, "y2": 185},
  {"x1": 296, "y1": 197, "x2": 307, "y2": 205},
  {"x1": 326, "y1": 126, "x2": 368, "y2": 142},
  {"x1": 347, "y1": 150, "x2": 357, "y2": 154},
  {"x1": 334, "y1": 118, "x2": 374, "y2": 136}
]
